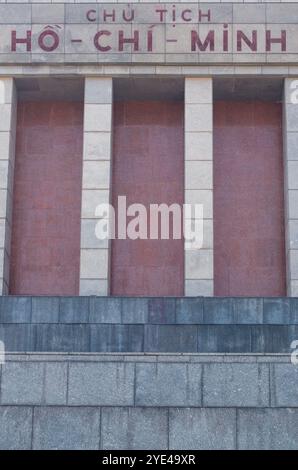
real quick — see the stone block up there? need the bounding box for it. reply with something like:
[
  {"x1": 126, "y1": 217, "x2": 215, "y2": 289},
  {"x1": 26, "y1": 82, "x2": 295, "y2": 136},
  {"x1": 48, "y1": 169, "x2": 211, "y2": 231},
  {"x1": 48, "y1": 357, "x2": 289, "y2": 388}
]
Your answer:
[
  {"x1": 82, "y1": 161, "x2": 110, "y2": 189},
  {"x1": 272, "y1": 364, "x2": 298, "y2": 407},
  {"x1": 185, "y1": 250, "x2": 213, "y2": 280},
  {"x1": 80, "y1": 249, "x2": 108, "y2": 279},
  {"x1": 204, "y1": 297, "x2": 233, "y2": 324},
  {"x1": 0, "y1": 407, "x2": 32, "y2": 450},
  {"x1": 144, "y1": 325, "x2": 197, "y2": 353},
  {"x1": 122, "y1": 298, "x2": 149, "y2": 324},
  {"x1": 184, "y1": 280, "x2": 213, "y2": 297},
  {"x1": 89, "y1": 297, "x2": 121, "y2": 323},
  {"x1": 238, "y1": 409, "x2": 298, "y2": 450},
  {"x1": 185, "y1": 104, "x2": 212, "y2": 132},
  {"x1": 33, "y1": 407, "x2": 101, "y2": 450},
  {"x1": 101, "y1": 407, "x2": 168, "y2": 450},
  {"x1": 33, "y1": 324, "x2": 90, "y2": 352},
  {"x1": 68, "y1": 362, "x2": 134, "y2": 406},
  {"x1": 84, "y1": 104, "x2": 112, "y2": 132},
  {"x1": 148, "y1": 298, "x2": 176, "y2": 324},
  {"x1": 185, "y1": 78, "x2": 212, "y2": 104},
  {"x1": 44, "y1": 363, "x2": 67, "y2": 405},
  {"x1": 203, "y1": 364, "x2": 269, "y2": 407},
  {"x1": 263, "y1": 298, "x2": 291, "y2": 324},
  {"x1": 185, "y1": 161, "x2": 213, "y2": 190},
  {"x1": 176, "y1": 297, "x2": 203, "y2": 324},
  {"x1": 90, "y1": 324, "x2": 144, "y2": 352},
  {"x1": 0, "y1": 324, "x2": 33, "y2": 352},
  {"x1": 32, "y1": 297, "x2": 59, "y2": 323},
  {"x1": 59, "y1": 297, "x2": 89, "y2": 323},
  {"x1": 185, "y1": 132, "x2": 213, "y2": 161},
  {"x1": 135, "y1": 363, "x2": 202, "y2": 406},
  {"x1": 233, "y1": 298, "x2": 263, "y2": 324},
  {"x1": 83, "y1": 132, "x2": 111, "y2": 161},
  {"x1": 1, "y1": 362, "x2": 43, "y2": 404},
  {"x1": 85, "y1": 77, "x2": 113, "y2": 104},
  {"x1": 0, "y1": 296, "x2": 31, "y2": 323},
  {"x1": 197, "y1": 325, "x2": 252, "y2": 353},
  {"x1": 169, "y1": 408, "x2": 236, "y2": 450}
]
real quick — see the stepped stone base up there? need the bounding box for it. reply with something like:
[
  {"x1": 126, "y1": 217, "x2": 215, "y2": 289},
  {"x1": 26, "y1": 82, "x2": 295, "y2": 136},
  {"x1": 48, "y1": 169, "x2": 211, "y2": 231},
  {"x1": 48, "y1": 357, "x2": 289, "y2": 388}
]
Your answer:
[
  {"x1": 0, "y1": 353, "x2": 297, "y2": 450},
  {"x1": 0, "y1": 296, "x2": 298, "y2": 353}
]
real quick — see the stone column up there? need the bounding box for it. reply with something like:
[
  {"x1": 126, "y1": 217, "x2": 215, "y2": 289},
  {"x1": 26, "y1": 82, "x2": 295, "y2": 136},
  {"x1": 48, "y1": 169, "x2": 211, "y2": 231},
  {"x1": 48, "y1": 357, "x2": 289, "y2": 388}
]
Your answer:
[
  {"x1": 79, "y1": 77, "x2": 113, "y2": 295},
  {"x1": 0, "y1": 78, "x2": 17, "y2": 295},
  {"x1": 283, "y1": 78, "x2": 298, "y2": 296},
  {"x1": 184, "y1": 78, "x2": 214, "y2": 296}
]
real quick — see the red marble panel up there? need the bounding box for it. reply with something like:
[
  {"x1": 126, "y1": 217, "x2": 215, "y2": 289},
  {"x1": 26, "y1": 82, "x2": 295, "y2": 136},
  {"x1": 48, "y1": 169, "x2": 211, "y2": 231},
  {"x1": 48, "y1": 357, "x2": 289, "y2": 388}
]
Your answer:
[
  {"x1": 10, "y1": 101, "x2": 83, "y2": 295},
  {"x1": 111, "y1": 101, "x2": 184, "y2": 296},
  {"x1": 214, "y1": 101, "x2": 286, "y2": 297}
]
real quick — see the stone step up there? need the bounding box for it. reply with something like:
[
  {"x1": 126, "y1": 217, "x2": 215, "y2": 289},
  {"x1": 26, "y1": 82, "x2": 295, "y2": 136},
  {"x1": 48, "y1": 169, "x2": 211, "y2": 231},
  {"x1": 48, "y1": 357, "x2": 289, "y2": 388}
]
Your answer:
[
  {"x1": 1, "y1": 296, "x2": 298, "y2": 325},
  {"x1": 0, "y1": 296, "x2": 297, "y2": 353},
  {"x1": 0, "y1": 353, "x2": 297, "y2": 450},
  {"x1": 1, "y1": 322, "x2": 298, "y2": 353}
]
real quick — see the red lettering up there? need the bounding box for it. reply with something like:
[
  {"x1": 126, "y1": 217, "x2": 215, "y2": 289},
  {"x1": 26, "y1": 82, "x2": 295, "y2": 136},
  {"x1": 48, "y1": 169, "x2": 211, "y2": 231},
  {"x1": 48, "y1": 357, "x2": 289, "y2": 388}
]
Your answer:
[
  {"x1": 182, "y1": 10, "x2": 192, "y2": 22},
  {"x1": 94, "y1": 31, "x2": 111, "y2": 52},
  {"x1": 86, "y1": 10, "x2": 96, "y2": 22},
  {"x1": 156, "y1": 9, "x2": 167, "y2": 22},
  {"x1": 119, "y1": 30, "x2": 139, "y2": 51},
  {"x1": 123, "y1": 9, "x2": 134, "y2": 22},
  {"x1": 38, "y1": 30, "x2": 59, "y2": 52},
  {"x1": 198, "y1": 10, "x2": 211, "y2": 22},
  {"x1": 191, "y1": 30, "x2": 214, "y2": 52},
  {"x1": 237, "y1": 30, "x2": 257, "y2": 52},
  {"x1": 103, "y1": 10, "x2": 115, "y2": 22},
  {"x1": 266, "y1": 30, "x2": 286, "y2": 52},
  {"x1": 11, "y1": 30, "x2": 31, "y2": 52}
]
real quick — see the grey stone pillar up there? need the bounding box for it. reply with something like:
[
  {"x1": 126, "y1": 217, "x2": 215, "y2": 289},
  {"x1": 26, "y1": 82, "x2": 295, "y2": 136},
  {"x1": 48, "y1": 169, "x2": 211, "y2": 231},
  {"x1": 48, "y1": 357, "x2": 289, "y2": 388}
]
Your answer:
[
  {"x1": 184, "y1": 77, "x2": 214, "y2": 296},
  {"x1": 283, "y1": 78, "x2": 298, "y2": 296},
  {"x1": 0, "y1": 78, "x2": 17, "y2": 294},
  {"x1": 79, "y1": 77, "x2": 113, "y2": 295}
]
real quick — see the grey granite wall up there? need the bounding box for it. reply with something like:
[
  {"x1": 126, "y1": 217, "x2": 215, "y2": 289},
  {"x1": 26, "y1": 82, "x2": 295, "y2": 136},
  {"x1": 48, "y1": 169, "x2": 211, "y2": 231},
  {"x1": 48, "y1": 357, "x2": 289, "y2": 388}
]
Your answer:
[
  {"x1": 0, "y1": 353, "x2": 297, "y2": 450},
  {"x1": 0, "y1": 297, "x2": 297, "y2": 353}
]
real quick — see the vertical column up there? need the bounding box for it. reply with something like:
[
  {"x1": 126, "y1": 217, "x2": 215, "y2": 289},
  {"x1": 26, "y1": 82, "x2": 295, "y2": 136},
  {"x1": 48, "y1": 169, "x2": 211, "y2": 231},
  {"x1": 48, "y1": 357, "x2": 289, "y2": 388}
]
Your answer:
[
  {"x1": 0, "y1": 78, "x2": 17, "y2": 295},
  {"x1": 184, "y1": 77, "x2": 214, "y2": 297},
  {"x1": 79, "y1": 77, "x2": 113, "y2": 295},
  {"x1": 284, "y1": 78, "x2": 298, "y2": 296}
]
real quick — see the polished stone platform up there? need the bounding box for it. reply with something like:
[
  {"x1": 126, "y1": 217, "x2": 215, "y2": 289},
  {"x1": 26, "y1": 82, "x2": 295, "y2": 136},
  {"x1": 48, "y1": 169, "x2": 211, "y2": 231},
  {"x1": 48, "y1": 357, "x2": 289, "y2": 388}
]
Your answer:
[{"x1": 0, "y1": 296, "x2": 297, "y2": 353}]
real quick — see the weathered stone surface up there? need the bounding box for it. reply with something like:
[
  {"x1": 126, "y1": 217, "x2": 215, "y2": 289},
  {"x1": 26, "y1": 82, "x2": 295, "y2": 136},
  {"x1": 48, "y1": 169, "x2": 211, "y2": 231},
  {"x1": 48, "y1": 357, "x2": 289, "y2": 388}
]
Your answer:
[
  {"x1": 33, "y1": 324, "x2": 89, "y2": 352},
  {"x1": 238, "y1": 409, "x2": 298, "y2": 450},
  {"x1": 59, "y1": 297, "x2": 89, "y2": 323},
  {"x1": 0, "y1": 297, "x2": 31, "y2": 323},
  {"x1": 44, "y1": 363, "x2": 67, "y2": 405},
  {"x1": 197, "y1": 325, "x2": 251, "y2": 353},
  {"x1": 89, "y1": 297, "x2": 121, "y2": 323},
  {"x1": 263, "y1": 298, "x2": 291, "y2": 324},
  {"x1": 90, "y1": 324, "x2": 144, "y2": 352},
  {"x1": 204, "y1": 298, "x2": 233, "y2": 324},
  {"x1": 101, "y1": 407, "x2": 168, "y2": 450},
  {"x1": 68, "y1": 362, "x2": 135, "y2": 406},
  {"x1": 169, "y1": 408, "x2": 236, "y2": 450},
  {"x1": 203, "y1": 364, "x2": 269, "y2": 407},
  {"x1": 0, "y1": 407, "x2": 32, "y2": 450},
  {"x1": 135, "y1": 363, "x2": 202, "y2": 406},
  {"x1": 176, "y1": 297, "x2": 203, "y2": 324},
  {"x1": 33, "y1": 407, "x2": 101, "y2": 450},
  {"x1": 148, "y1": 298, "x2": 176, "y2": 324},
  {"x1": 145, "y1": 325, "x2": 197, "y2": 352},
  {"x1": 1, "y1": 362, "x2": 43, "y2": 404},
  {"x1": 272, "y1": 364, "x2": 298, "y2": 407},
  {"x1": 122, "y1": 298, "x2": 148, "y2": 323},
  {"x1": 232, "y1": 298, "x2": 263, "y2": 324},
  {"x1": 32, "y1": 297, "x2": 59, "y2": 323}
]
